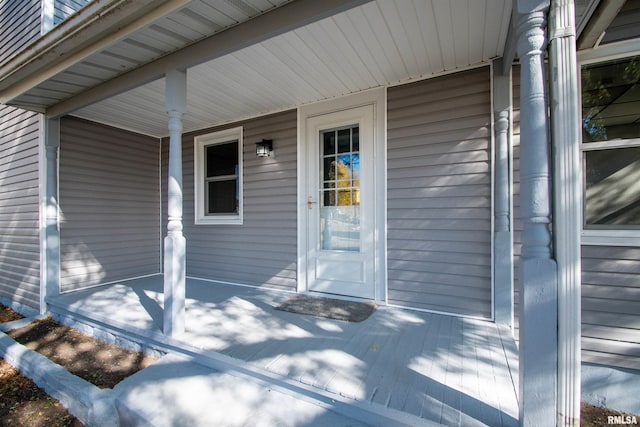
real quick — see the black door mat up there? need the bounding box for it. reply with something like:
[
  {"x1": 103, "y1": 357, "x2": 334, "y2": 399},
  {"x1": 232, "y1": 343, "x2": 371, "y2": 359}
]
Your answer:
[{"x1": 275, "y1": 294, "x2": 376, "y2": 322}]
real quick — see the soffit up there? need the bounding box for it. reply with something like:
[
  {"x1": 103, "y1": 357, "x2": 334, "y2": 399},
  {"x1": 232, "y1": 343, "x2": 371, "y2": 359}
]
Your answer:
[{"x1": 70, "y1": 0, "x2": 512, "y2": 137}]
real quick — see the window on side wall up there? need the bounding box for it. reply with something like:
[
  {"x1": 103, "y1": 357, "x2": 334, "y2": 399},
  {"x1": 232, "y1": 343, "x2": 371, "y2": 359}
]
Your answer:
[
  {"x1": 581, "y1": 54, "x2": 640, "y2": 244},
  {"x1": 194, "y1": 127, "x2": 243, "y2": 225}
]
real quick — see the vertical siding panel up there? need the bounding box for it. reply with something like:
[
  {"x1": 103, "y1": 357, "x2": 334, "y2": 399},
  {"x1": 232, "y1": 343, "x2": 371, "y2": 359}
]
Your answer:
[
  {"x1": 0, "y1": 0, "x2": 41, "y2": 66},
  {"x1": 0, "y1": 105, "x2": 41, "y2": 309},
  {"x1": 386, "y1": 67, "x2": 493, "y2": 318},
  {"x1": 162, "y1": 110, "x2": 298, "y2": 290},
  {"x1": 59, "y1": 117, "x2": 161, "y2": 291}
]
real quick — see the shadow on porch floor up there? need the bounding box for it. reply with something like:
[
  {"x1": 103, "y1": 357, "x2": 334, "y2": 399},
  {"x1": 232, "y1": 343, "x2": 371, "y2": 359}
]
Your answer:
[{"x1": 49, "y1": 275, "x2": 519, "y2": 427}]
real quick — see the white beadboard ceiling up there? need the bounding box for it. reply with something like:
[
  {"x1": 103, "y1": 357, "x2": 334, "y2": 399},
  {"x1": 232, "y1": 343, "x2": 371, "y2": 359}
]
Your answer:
[{"x1": 70, "y1": 0, "x2": 512, "y2": 137}]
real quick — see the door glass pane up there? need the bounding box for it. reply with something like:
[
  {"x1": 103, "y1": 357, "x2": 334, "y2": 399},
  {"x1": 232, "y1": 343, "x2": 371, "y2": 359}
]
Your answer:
[
  {"x1": 320, "y1": 126, "x2": 360, "y2": 251},
  {"x1": 337, "y1": 128, "x2": 351, "y2": 153},
  {"x1": 323, "y1": 131, "x2": 336, "y2": 156}
]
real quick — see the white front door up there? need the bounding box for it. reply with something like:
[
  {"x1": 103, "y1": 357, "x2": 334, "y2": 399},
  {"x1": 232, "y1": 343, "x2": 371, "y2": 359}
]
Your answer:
[{"x1": 305, "y1": 105, "x2": 375, "y2": 299}]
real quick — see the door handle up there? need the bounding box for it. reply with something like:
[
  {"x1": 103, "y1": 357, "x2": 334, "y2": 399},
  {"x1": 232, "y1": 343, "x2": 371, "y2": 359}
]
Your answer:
[{"x1": 307, "y1": 196, "x2": 317, "y2": 209}]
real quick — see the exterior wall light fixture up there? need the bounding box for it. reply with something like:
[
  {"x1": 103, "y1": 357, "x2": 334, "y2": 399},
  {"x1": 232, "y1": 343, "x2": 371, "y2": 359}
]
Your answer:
[{"x1": 255, "y1": 139, "x2": 273, "y2": 157}]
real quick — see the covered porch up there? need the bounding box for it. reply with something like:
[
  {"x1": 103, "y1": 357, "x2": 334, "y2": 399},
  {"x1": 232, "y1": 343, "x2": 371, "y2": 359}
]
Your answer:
[
  {"x1": 0, "y1": 0, "x2": 590, "y2": 424},
  {"x1": 47, "y1": 275, "x2": 519, "y2": 427}
]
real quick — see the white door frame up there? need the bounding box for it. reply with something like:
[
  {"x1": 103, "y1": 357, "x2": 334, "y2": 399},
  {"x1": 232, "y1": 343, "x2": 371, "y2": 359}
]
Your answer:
[{"x1": 297, "y1": 88, "x2": 387, "y2": 302}]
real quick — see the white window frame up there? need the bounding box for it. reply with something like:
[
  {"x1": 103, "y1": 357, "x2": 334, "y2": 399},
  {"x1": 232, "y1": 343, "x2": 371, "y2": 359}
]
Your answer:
[
  {"x1": 194, "y1": 126, "x2": 243, "y2": 225},
  {"x1": 579, "y1": 41, "x2": 640, "y2": 246}
]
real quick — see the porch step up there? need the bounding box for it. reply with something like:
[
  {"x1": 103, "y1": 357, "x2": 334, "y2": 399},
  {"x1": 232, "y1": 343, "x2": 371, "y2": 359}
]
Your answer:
[
  {"x1": 48, "y1": 299, "x2": 440, "y2": 427},
  {"x1": 114, "y1": 352, "x2": 370, "y2": 427}
]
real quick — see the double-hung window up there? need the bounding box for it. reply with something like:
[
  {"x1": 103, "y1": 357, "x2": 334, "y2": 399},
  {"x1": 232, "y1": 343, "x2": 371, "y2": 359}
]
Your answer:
[
  {"x1": 194, "y1": 127, "x2": 243, "y2": 225},
  {"x1": 581, "y1": 53, "x2": 640, "y2": 245}
]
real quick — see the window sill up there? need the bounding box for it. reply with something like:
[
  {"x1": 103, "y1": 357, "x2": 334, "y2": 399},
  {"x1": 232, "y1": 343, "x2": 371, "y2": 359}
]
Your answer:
[
  {"x1": 581, "y1": 229, "x2": 640, "y2": 247},
  {"x1": 195, "y1": 216, "x2": 243, "y2": 226}
]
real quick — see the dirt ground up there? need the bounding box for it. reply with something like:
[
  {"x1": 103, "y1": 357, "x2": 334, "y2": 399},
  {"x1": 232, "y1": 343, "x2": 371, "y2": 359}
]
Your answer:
[
  {"x1": 1, "y1": 303, "x2": 638, "y2": 426},
  {"x1": 0, "y1": 304, "x2": 155, "y2": 426},
  {"x1": 7, "y1": 318, "x2": 156, "y2": 389},
  {"x1": 0, "y1": 305, "x2": 81, "y2": 426},
  {"x1": 0, "y1": 359, "x2": 83, "y2": 427},
  {"x1": 0, "y1": 304, "x2": 23, "y2": 323},
  {"x1": 581, "y1": 402, "x2": 639, "y2": 427}
]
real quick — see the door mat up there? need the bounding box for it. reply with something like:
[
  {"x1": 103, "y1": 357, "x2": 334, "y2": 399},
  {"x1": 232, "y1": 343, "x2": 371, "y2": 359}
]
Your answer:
[{"x1": 275, "y1": 295, "x2": 376, "y2": 322}]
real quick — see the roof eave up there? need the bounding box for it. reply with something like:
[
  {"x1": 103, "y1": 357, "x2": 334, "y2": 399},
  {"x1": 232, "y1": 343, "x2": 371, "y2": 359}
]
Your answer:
[{"x1": 0, "y1": 0, "x2": 191, "y2": 107}]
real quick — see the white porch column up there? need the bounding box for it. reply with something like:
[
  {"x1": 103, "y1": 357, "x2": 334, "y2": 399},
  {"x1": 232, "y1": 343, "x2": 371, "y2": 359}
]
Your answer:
[
  {"x1": 163, "y1": 69, "x2": 187, "y2": 337},
  {"x1": 515, "y1": 1, "x2": 559, "y2": 426},
  {"x1": 549, "y1": 0, "x2": 582, "y2": 425},
  {"x1": 42, "y1": 117, "x2": 60, "y2": 313},
  {"x1": 493, "y1": 59, "x2": 514, "y2": 327}
]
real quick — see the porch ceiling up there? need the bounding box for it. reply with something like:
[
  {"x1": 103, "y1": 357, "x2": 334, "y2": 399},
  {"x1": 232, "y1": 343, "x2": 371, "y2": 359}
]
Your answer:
[
  {"x1": 73, "y1": 0, "x2": 511, "y2": 137},
  {"x1": 5, "y1": 0, "x2": 513, "y2": 138}
]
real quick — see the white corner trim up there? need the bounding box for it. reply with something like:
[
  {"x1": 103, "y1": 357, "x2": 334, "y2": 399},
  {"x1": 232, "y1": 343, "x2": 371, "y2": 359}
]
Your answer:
[
  {"x1": 41, "y1": 117, "x2": 61, "y2": 312},
  {"x1": 549, "y1": 0, "x2": 583, "y2": 423},
  {"x1": 296, "y1": 107, "x2": 306, "y2": 294},
  {"x1": 38, "y1": 114, "x2": 47, "y2": 314},
  {"x1": 158, "y1": 137, "x2": 164, "y2": 272},
  {"x1": 491, "y1": 59, "x2": 513, "y2": 326}
]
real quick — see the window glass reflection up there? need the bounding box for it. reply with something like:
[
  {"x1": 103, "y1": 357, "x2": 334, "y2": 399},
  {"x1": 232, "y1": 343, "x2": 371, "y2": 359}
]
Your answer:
[{"x1": 582, "y1": 56, "x2": 640, "y2": 142}]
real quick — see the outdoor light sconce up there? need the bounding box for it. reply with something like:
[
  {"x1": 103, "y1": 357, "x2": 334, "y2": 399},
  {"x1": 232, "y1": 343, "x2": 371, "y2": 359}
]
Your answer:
[{"x1": 255, "y1": 139, "x2": 273, "y2": 157}]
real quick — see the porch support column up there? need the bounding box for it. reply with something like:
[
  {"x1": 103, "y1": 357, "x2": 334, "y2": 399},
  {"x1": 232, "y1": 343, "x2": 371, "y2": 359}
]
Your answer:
[
  {"x1": 163, "y1": 69, "x2": 187, "y2": 337},
  {"x1": 549, "y1": 0, "x2": 582, "y2": 425},
  {"x1": 42, "y1": 117, "x2": 60, "y2": 313},
  {"x1": 515, "y1": 1, "x2": 559, "y2": 426},
  {"x1": 493, "y1": 59, "x2": 514, "y2": 327}
]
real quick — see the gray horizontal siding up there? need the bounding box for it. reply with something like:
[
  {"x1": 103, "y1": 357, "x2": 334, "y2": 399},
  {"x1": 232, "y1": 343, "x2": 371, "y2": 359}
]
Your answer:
[
  {"x1": 162, "y1": 110, "x2": 297, "y2": 291},
  {"x1": 59, "y1": 117, "x2": 161, "y2": 291},
  {"x1": 0, "y1": 0, "x2": 41, "y2": 66},
  {"x1": 387, "y1": 67, "x2": 493, "y2": 318},
  {"x1": 582, "y1": 245, "x2": 640, "y2": 370},
  {"x1": 0, "y1": 105, "x2": 41, "y2": 309}
]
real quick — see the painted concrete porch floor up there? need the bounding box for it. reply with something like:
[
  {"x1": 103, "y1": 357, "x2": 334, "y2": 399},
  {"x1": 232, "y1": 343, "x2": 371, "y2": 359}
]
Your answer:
[{"x1": 50, "y1": 276, "x2": 519, "y2": 426}]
